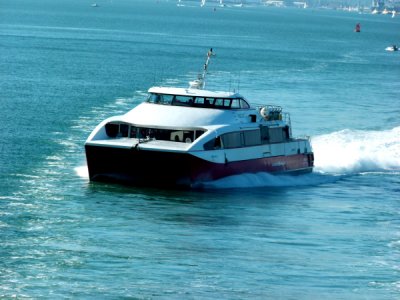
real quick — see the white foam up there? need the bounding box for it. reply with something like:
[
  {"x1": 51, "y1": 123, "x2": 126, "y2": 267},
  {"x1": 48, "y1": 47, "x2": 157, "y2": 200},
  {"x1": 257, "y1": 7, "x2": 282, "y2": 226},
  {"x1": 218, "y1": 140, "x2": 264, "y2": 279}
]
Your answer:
[
  {"x1": 74, "y1": 166, "x2": 89, "y2": 179},
  {"x1": 312, "y1": 126, "x2": 400, "y2": 174},
  {"x1": 201, "y1": 172, "x2": 341, "y2": 189}
]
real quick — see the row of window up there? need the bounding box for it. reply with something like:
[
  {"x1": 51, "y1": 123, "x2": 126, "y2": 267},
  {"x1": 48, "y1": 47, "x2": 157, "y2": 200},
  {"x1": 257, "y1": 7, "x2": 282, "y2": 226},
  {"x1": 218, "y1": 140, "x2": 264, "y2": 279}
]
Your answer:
[
  {"x1": 105, "y1": 123, "x2": 205, "y2": 143},
  {"x1": 204, "y1": 126, "x2": 291, "y2": 150},
  {"x1": 147, "y1": 93, "x2": 250, "y2": 109},
  {"x1": 105, "y1": 123, "x2": 291, "y2": 149}
]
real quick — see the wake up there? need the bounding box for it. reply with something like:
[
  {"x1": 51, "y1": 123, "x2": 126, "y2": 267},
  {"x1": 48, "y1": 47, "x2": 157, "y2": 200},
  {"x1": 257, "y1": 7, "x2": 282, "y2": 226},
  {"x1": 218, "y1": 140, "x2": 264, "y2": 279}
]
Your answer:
[{"x1": 312, "y1": 126, "x2": 400, "y2": 174}]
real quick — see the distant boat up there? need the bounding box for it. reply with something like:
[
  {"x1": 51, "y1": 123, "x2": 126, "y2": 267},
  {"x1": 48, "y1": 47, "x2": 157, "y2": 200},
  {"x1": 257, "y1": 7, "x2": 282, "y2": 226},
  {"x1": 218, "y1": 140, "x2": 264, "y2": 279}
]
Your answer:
[
  {"x1": 91, "y1": 3, "x2": 98, "y2": 7},
  {"x1": 354, "y1": 23, "x2": 361, "y2": 32},
  {"x1": 385, "y1": 45, "x2": 398, "y2": 51}
]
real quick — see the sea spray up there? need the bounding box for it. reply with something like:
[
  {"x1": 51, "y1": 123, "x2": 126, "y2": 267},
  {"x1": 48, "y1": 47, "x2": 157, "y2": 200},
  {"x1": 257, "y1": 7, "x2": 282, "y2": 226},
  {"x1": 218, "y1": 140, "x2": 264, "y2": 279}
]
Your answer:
[
  {"x1": 312, "y1": 126, "x2": 400, "y2": 174},
  {"x1": 75, "y1": 166, "x2": 89, "y2": 179},
  {"x1": 200, "y1": 172, "x2": 341, "y2": 189}
]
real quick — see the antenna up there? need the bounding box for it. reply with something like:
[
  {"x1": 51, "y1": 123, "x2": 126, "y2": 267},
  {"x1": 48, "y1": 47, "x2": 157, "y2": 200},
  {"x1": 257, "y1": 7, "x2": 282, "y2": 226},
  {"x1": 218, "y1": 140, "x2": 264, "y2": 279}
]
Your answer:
[
  {"x1": 237, "y1": 71, "x2": 241, "y2": 93},
  {"x1": 189, "y1": 48, "x2": 214, "y2": 89}
]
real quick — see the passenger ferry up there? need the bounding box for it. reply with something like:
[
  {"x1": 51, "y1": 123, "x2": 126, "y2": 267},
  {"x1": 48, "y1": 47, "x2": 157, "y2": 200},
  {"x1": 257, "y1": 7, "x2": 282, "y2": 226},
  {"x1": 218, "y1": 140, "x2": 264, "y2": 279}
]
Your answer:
[{"x1": 85, "y1": 50, "x2": 314, "y2": 188}]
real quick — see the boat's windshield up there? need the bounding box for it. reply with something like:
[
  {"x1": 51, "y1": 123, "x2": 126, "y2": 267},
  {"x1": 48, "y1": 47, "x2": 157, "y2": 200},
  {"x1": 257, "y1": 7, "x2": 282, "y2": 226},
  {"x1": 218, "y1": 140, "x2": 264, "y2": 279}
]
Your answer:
[{"x1": 146, "y1": 93, "x2": 250, "y2": 109}]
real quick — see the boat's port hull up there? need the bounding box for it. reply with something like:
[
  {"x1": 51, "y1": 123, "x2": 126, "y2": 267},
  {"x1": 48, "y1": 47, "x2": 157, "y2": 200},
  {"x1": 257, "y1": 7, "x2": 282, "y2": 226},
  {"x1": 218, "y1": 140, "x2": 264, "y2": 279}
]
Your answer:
[{"x1": 85, "y1": 145, "x2": 314, "y2": 188}]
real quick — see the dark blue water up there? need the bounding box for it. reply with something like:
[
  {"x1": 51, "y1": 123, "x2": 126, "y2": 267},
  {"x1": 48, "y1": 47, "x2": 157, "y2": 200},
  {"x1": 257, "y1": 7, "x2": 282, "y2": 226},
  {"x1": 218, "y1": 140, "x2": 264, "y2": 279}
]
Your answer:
[{"x1": 1, "y1": 0, "x2": 399, "y2": 298}]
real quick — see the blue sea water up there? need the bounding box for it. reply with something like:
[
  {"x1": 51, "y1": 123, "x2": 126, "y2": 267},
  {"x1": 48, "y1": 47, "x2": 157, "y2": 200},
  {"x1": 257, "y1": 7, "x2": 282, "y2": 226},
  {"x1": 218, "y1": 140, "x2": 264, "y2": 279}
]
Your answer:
[{"x1": 1, "y1": 0, "x2": 400, "y2": 298}]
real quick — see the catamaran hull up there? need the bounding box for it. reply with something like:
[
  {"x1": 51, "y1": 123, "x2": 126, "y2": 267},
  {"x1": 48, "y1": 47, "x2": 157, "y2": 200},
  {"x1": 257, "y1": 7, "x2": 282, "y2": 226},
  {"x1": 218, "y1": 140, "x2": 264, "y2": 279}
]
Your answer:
[{"x1": 85, "y1": 145, "x2": 314, "y2": 188}]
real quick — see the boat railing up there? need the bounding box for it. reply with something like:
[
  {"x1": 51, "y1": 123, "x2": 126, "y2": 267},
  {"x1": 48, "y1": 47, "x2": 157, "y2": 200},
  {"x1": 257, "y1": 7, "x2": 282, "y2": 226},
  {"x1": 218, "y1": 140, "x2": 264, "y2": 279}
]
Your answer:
[
  {"x1": 253, "y1": 104, "x2": 293, "y2": 136},
  {"x1": 296, "y1": 135, "x2": 311, "y2": 142},
  {"x1": 255, "y1": 104, "x2": 286, "y2": 121}
]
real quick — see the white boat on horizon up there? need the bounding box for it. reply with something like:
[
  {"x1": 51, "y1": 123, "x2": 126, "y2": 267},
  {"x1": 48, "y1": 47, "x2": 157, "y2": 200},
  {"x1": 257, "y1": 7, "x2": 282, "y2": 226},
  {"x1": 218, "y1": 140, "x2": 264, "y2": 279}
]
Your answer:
[
  {"x1": 385, "y1": 45, "x2": 398, "y2": 51},
  {"x1": 85, "y1": 49, "x2": 314, "y2": 188}
]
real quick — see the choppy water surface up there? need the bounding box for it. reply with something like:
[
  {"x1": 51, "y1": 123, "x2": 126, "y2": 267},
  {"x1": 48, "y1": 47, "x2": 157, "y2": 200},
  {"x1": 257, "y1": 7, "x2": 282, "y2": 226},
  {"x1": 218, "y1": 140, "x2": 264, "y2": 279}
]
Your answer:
[{"x1": 1, "y1": 0, "x2": 399, "y2": 298}]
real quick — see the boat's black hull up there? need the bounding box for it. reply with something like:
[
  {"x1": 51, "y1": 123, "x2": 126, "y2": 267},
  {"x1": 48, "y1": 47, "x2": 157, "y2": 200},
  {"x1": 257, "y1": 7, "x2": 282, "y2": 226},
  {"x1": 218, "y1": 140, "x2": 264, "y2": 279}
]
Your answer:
[{"x1": 85, "y1": 145, "x2": 314, "y2": 188}]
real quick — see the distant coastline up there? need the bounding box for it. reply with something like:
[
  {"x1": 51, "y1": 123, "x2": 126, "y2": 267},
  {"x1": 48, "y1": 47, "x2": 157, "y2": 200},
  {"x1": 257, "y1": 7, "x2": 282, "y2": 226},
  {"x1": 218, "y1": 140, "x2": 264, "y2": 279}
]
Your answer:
[{"x1": 170, "y1": 0, "x2": 400, "y2": 14}]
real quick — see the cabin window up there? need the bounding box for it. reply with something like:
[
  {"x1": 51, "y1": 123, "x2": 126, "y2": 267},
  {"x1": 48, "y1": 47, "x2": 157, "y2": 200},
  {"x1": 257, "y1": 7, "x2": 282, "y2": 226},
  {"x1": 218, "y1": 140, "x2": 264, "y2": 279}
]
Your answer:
[
  {"x1": 260, "y1": 125, "x2": 269, "y2": 142},
  {"x1": 130, "y1": 126, "x2": 137, "y2": 138},
  {"x1": 104, "y1": 123, "x2": 205, "y2": 143},
  {"x1": 203, "y1": 137, "x2": 221, "y2": 150},
  {"x1": 105, "y1": 123, "x2": 119, "y2": 138},
  {"x1": 260, "y1": 126, "x2": 289, "y2": 143},
  {"x1": 243, "y1": 130, "x2": 261, "y2": 146},
  {"x1": 283, "y1": 125, "x2": 290, "y2": 139},
  {"x1": 170, "y1": 130, "x2": 194, "y2": 142},
  {"x1": 221, "y1": 132, "x2": 242, "y2": 149},
  {"x1": 203, "y1": 139, "x2": 213, "y2": 150},
  {"x1": 268, "y1": 127, "x2": 285, "y2": 143},
  {"x1": 120, "y1": 124, "x2": 129, "y2": 137},
  {"x1": 195, "y1": 130, "x2": 205, "y2": 139},
  {"x1": 212, "y1": 130, "x2": 262, "y2": 149},
  {"x1": 105, "y1": 123, "x2": 131, "y2": 138}
]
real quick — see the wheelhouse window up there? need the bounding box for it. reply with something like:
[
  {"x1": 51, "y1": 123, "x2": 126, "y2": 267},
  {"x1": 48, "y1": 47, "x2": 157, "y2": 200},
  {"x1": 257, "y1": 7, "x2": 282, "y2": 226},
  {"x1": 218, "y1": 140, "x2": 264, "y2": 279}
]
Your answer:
[
  {"x1": 146, "y1": 93, "x2": 250, "y2": 110},
  {"x1": 147, "y1": 93, "x2": 174, "y2": 105},
  {"x1": 240, "y1": 99, "x2": 250, "y2": 109},
  {"x1": 172, "y1": 95, "x2": 194, "y2": 106}
]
